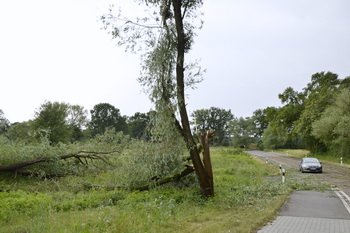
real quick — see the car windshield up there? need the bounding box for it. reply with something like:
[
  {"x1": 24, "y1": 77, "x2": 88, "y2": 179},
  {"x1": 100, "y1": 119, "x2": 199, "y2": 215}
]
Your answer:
[{"x1": 303, "y1": 158, "x2": 319, "y2": 163}]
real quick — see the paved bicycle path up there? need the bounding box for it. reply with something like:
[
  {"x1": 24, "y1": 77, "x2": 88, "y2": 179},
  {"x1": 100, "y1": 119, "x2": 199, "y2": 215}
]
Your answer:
[{"x1": 258, "y1": 191, "x2": 350, "y2": 233}]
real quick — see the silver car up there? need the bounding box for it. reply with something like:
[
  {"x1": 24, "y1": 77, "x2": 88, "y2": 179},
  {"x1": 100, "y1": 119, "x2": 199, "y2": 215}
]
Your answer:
[{"x1": 299, "y1": 157, "x2": 322, "y2": 173}]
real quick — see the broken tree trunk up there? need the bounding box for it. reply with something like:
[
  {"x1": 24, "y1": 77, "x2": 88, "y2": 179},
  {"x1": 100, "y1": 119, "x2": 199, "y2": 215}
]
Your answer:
[{"x1": 198, "y1": 130, "x2": 215, "y2": 194}]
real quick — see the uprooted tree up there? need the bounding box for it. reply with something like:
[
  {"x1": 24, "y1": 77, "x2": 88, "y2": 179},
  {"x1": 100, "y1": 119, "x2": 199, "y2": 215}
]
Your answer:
[{"x1": 101, "y1": 0, "x2": 214, "y2": 196}]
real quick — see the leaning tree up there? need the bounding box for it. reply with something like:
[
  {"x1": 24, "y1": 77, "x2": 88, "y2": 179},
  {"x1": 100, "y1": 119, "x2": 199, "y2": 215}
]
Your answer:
[{"x1": 101, "y1": 0, "x2": 214, "y2": 196}]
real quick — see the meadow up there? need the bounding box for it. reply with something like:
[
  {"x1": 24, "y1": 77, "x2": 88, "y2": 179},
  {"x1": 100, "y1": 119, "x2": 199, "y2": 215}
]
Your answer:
[{"x1": 1, "y1": 138, "x2": 329, "y2": 232}]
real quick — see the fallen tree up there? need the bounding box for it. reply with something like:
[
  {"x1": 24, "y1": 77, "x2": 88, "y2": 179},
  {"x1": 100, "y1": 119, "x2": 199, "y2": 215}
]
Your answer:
[
  {"x1": 0, "y1": 150, "x2": 119, "y2": 177},
  {"x1": 0, "y1": 149, "x2": 196, "y2": 191},
  {"x1": 0, "y1": 144, "x2": 200, "y2": 191}
]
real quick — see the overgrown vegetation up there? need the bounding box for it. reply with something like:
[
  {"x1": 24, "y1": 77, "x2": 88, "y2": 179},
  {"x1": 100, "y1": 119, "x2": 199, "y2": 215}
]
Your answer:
[{"x1": 0, "y1": 146, "x2": 330, "y2": 232}]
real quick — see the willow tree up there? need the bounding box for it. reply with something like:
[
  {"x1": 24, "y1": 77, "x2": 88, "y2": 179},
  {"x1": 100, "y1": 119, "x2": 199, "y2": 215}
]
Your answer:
[{"x1": 102, "y1": 0, "x2": 214, "y2": 196}]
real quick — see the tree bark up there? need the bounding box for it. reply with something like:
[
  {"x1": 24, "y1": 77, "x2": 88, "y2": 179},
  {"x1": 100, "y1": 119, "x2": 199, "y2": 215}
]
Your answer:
[
  {"x1": 172, "y1": 0, "x2": 214, "y2": 197},
  {"x1": 198, "y1": 130, "x2": 215, "y2": 194}
]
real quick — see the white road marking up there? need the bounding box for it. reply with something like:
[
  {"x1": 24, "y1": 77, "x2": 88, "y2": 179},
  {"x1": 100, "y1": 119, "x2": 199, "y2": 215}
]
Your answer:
[{"x1": 333, "y1": 188, "x2": 350, "y2": 215}]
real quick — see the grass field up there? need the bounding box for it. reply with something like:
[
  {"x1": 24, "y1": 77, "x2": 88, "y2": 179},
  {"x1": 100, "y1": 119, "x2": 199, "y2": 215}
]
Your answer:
[{"x1": 0, "y1": 148, "x2": 329, "y2": 233}]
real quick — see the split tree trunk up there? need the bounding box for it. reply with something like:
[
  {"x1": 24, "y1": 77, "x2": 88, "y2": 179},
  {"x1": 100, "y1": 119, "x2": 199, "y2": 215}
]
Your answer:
[{"x1": 198, "y1": 130, "x2": 215, "y2": 194}]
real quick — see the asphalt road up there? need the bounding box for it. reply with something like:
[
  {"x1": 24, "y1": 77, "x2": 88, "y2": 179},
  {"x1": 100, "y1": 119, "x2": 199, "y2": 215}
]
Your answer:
[
  {"x1": 249, "y1": 150, "x2": 350, "y2": 233},
  {"x1": 247, "y1": 150, "x2": 350, "y2": 196}
]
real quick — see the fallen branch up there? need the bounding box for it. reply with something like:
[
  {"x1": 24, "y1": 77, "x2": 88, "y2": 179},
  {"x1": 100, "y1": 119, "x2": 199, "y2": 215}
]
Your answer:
[
  {"x1": 0, "y1": 150, "x2": 120, "y2": 174},
  {"x1": 86, "y1": 165, "x2": 195, "y2": 191}
]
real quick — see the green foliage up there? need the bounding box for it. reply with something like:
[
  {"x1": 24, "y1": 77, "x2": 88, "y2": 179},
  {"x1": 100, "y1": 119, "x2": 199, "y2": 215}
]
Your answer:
[
  {"x1": 252, "y1": 109, "x2": 269, "y2": 138},
  {"x1": 0, "y1": 109, "x2": 10, "y2": 135},
  {"x1": 296, "y1": 71, "x2": 340, "y2": 152},
  {"x1": 67, "y1": 105, "x2": 88, "y2": 142},
  {"x1": 5, "y1": 103, "x2": 88, "y2": 144},
  {"x1": 229, "y1": 117, "x2": 257, "y2": 148},
  {"x1": 5, "y1": 121, "x2": 37, "y2": 143},
  {"x1": 0, "y1": 130, "x2": 129, "y2": 177},
  {"x1": 262, "y1": 123, "x2": 287, "y2": 149},
  {"x1": 312, "y1": 87, "x2": 350, "y2": 157},
  {"x1": 89, "y1": 103, "x2": 127, "y2": 137},
  {"x1": 0, "y1": 190, "x2": 52, "y2": 223},
  {"x1": 192, "y1": 107, "x2": 234, "y2": 146},
  {"x1": 260, "y1": 87, "x2": 304, "y2": 150},
  {"x1": 259, "y1": 72, "x2": 347, "y2": 151},
  {"x1": 119, "y1": 137, "x2": 187, "y2": 186},
  {"x1": 0, "y1": 135, "x2": 67, "y2": 169},
  {"x1": 33, "y1": 101, "x2": 72, "y2": 144},
  {"x1": 127, "y1": 112, "x2": 151, "y2": 139},
  {"x1": 101, "y1": 1, "x2": 204, "y2": 109}
]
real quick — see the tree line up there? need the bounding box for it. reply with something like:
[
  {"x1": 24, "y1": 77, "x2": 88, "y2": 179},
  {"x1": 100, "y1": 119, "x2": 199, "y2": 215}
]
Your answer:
[
  {"x1": 232, "y1": 71, "x2": 350, "y2": 158},
  {"x1": 261, "y1": 72, "x2": 350, "y2": 155},
  {"x1": 1, "y1": 70, "x2": 349, "y2": 159},
  {"x1": 0, "y1": 102, "x2": 152, "y2": 144},
  {"x1": 167, "y1": 71, "x2": 350, "y2": 158},
  {"x1": 0, "y1": 103, "x2": 234, "y2": 146}
]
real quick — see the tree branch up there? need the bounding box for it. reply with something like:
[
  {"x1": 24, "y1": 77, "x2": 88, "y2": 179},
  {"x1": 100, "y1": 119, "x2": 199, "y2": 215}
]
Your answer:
[
  {"x1": 0, "y1": 150, "x2": 120, "y2": 174},
  {"x1": 86, "y1": 165, "x2": 195, "y2": 191}
]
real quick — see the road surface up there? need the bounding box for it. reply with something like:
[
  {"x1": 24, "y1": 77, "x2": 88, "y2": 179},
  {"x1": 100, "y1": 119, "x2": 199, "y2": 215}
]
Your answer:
[
  {"x1": 248, "y1": 151, "x2": 350, "y2": 233},
  {"x1": 247, "y1": 150, "x2": 350, "y2": 196}
]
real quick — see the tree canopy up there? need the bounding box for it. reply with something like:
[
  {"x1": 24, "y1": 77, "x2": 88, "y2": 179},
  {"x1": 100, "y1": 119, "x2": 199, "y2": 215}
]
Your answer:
[
  {"x1": 33, "y1": 101, "x2": 72, "y2": 144},
  {"x1": 295, "y1": 71, "x2": 340, "y2": 152},
  {"x1": 312, "y1": 87, "x2": 350, "y2": 156},
  {"x1": 127, "y1": 112, "x2": 151, "y2": 140},
  {"x1": 191, "y1": 107, "x2": 234, "y2": 146},
  {"x1": 89, "y1": 103, "x2": 127, "y2": 137},
  {"x1": 229, "y1": 117, "x2": 257, "y2": 148},
  {"x1": 258, "y1": 71, "x2": 350, "y2": 157}
]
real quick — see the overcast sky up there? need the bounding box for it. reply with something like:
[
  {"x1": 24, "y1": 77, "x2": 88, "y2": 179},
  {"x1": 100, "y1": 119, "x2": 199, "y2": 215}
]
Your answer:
[{"x1": 1, "y1": 0, "x2": 349, "y2": 123}]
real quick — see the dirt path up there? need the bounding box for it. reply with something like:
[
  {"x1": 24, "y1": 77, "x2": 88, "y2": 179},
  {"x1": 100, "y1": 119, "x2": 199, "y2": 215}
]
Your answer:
[{"x1": 247, "y1": 150, "x2": 350, "y2": 196}]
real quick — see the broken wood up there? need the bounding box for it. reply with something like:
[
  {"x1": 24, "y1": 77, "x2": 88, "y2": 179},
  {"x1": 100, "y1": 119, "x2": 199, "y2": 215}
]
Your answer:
[{"x1": 196, "y1": 130, "x2": 215, "y2": 195}]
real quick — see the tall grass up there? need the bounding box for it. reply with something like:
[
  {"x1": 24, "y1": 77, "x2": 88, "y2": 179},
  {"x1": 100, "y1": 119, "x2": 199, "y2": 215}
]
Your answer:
[{"x1": 0, "y1": 147, "x2": 328, "y2": 233}]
